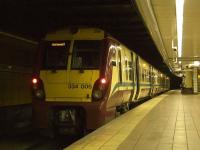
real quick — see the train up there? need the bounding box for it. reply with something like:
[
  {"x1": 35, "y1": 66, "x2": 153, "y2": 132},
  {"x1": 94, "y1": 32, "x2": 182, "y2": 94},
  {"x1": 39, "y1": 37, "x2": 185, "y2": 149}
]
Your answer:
[
  {"x1": 32, "y1": 28, "x2": 170, "y2": 136},
  {"x1": 0, "y1": 32, "x2": 38, "y2": 135}
]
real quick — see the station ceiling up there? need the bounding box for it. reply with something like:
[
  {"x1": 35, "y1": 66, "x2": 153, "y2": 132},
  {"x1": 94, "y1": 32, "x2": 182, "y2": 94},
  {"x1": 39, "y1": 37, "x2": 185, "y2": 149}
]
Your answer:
[
  {"x1": 0, "y1": 0, "x2": 175, "y2": 77},
  {"x1": 137, "y1": 0, "x2": 200, "y2": 77}
]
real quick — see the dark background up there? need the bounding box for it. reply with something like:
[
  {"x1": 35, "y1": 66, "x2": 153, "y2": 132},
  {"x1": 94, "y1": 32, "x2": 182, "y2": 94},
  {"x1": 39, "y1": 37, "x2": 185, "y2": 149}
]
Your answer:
[{"x1": 0, "y1": 0, "x2": 182, "y2": 88}]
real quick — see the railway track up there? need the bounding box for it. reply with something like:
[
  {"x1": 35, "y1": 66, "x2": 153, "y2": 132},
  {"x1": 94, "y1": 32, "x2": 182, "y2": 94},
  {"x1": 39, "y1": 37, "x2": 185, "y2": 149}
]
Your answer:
[{"x1": 0, "y1": 132, "x2": 80, "y2": 150}]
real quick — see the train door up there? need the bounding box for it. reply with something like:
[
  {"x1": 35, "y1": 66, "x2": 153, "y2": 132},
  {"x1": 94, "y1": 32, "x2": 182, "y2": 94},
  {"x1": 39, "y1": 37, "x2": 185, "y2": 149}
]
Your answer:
[
  {"x1": 129, "y1": 52, "x2": 136, "y2": 102},
  {"x1": 117, "y1": 47, "x2": 129, "y2": 113},
  {"x1": 149, "y1": 66, "x2": 153, "y2": 97},
  {"x1": 109, "y1": 44, "x2": 119, "y2": 96},
  {"x1": 117, "y1": 48, "x2": 124, "y2": 102},
  {"x1": 133, "y1": 53, "x2": 137, "y2": 101},
  {"x1": 152, "y1": 68, "x2": 156, "y2": 96},
  {"x1": 148, "y1": 67, "x2": 151, "y2": 95},
  {"x1": 121, "y1": 50, "x2": 130, "y2": 103},
  {"x1": 107, "y1": 45, "x2": 124, "y2": 113},
  {"x1": 118, "y1": 50, "x2": 122, "y2": 84},
  {"x1": 135, "y1": 56, "x2": 140, "y2": 100},
  {"x1": 158, "y1": 72, "x2": 161, "y2": 93},
  {"x1": 149, "y1": 66, "x2": 152, "y2": 95}
]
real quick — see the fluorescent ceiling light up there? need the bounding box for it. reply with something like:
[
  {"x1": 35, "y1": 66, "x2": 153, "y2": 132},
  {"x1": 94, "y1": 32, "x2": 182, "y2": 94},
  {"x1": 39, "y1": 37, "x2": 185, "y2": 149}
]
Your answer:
[
  {"x1": 194, "y1": 61, "x2": 200, "y2": 67},
  {"x1": 176, "y1": 0, "x2": 185, "y2": 57}
]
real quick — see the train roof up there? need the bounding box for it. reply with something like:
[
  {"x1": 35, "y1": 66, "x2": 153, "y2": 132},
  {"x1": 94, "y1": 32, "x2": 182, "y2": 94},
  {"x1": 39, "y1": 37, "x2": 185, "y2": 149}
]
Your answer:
[{"x1": 44, "y1": 28, "x2": 105, "y2": 41}]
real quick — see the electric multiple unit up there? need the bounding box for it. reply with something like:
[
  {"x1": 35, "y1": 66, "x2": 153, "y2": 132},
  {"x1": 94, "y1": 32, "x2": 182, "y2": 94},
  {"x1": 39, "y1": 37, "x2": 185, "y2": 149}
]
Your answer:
[{"x1": 32, "y1": 28, "x2": 170, "y2": 135}]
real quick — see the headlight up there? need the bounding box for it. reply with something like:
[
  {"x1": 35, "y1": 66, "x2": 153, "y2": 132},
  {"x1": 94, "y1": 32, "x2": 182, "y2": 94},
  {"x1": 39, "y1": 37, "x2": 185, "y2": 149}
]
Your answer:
[
  {"x1": 92, "y1": 77, "x2": 108, "y2": 101},
  {"x1": 32, "y1": 77, "x2": 45, "y2": 100},
  {"x1": 92, "y1": 90, "x2": 103, "y2": 100},
  {"x1": 34, "y1": 89, "x2": 44, "y2": 99}
]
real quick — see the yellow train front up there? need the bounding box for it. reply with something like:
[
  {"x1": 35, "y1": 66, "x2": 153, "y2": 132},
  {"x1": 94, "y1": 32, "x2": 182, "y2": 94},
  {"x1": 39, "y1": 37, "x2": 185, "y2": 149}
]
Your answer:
[{"x1": 32, "y1": 28, "x2": 170, "y2": 135}]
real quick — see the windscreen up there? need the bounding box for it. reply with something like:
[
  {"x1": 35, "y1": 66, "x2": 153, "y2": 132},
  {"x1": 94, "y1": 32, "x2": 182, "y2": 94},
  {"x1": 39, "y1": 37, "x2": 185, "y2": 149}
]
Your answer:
[
  {"x1": 42, "y1": 41, "x2": 70, "y2": 69},
  {"x1": 71, "y1": 40, "x2": 102, "y2": 70}
]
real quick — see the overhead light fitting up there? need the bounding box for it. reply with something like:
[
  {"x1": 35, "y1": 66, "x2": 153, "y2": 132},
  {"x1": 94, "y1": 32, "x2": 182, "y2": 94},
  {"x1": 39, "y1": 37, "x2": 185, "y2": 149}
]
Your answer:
[
  {"x1": 176, "y1": 0, "x2": 185, "y2": 57},
  {"x1": 172, "y1": 39, "x2": 177, "y2": 50},
  {"x1": 194, "y1": 61, "x2": 200, "y2": 67}
]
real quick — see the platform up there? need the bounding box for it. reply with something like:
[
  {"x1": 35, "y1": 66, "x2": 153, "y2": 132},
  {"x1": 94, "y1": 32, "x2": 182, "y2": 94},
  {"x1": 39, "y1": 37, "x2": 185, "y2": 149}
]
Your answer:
[{"x1": 65, "y1": 90, "x2": 200, "y2": 150}]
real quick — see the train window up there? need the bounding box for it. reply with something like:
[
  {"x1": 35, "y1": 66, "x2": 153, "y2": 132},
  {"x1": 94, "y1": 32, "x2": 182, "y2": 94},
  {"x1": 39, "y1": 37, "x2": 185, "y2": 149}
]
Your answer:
[
  {"x1": 118, "y1": 51, "x2": 122, "y2": 83},
  {"x1": 143, "y1": 68, "x2": 148, "y2": 82},
  {"x1": 128, "y1": 61, "x2": 133, "y2": 81},
  {"x1": 152, "y1": 72, "x2": 155, "y2": 84},
  {"x1": 155, "y1": 72, "x2": 158, "y2": 84},
  {"x1": 141, "y1": 68, "x2": 144, "y2": 82},
  {"x1": 144, "y1": 69, "x2": 147, "y2": 82},
  {"x1": 110, "y1": 48, "x2": 116, "y2": 66},
  {"x1": 146, "y1": 69, "x2": 150, "y2": 81},
  {"x1": 43, "y1": 41, "x2": 70, "y2": 69},
  {"x1": 71, "y1": 40, "x2": 102, "y2": 69},
  {"x1": 125, "y1": 60, "x2": 128, "y2": 80}
]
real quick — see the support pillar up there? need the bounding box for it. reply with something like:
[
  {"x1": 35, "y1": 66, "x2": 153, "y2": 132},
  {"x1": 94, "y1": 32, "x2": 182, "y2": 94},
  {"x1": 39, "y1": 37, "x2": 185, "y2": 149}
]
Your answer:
[
  {"x1": 193, "y1": 67, "x2": 198, "y2": 94},
  {"x1": 182, "y1": 70, "x2": 193, "y2": 94}
]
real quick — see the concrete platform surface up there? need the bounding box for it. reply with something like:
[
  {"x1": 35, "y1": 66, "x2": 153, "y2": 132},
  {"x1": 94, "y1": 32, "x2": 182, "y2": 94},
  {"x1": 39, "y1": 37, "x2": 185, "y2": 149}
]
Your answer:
[{"x1": 65, "y1": 90, "x2": 200, "y2": 150}]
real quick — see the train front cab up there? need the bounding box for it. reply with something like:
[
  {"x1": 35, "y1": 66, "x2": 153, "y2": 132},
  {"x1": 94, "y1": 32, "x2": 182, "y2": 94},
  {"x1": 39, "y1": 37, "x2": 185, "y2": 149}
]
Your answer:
[
  {"x1": 32, "y1": 29, "x2": 107, "y2": 135},
  {"x1": 32, "y1": 28, "x2": 138, "y2": 135}
]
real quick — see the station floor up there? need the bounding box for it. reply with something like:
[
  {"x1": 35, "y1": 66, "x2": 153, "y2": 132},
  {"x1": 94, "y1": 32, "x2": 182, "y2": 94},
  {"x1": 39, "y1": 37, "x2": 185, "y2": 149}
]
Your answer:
[{"x1": 65, "y1": 90, "x2": 200, "y2": 150}]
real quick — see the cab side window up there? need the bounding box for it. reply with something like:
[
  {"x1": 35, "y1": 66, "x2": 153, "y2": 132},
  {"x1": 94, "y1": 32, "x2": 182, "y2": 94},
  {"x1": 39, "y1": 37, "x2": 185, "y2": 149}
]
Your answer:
[{"x1": 128, "y1": 61, "x2": 133, "y2": 81}]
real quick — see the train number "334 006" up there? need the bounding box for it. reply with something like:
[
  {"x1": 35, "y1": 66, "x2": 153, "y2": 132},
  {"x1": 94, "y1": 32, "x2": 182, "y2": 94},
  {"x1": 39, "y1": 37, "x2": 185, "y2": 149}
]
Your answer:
[{"x1": 68, "y1": 83, "x2": 92, "y2": 89}]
